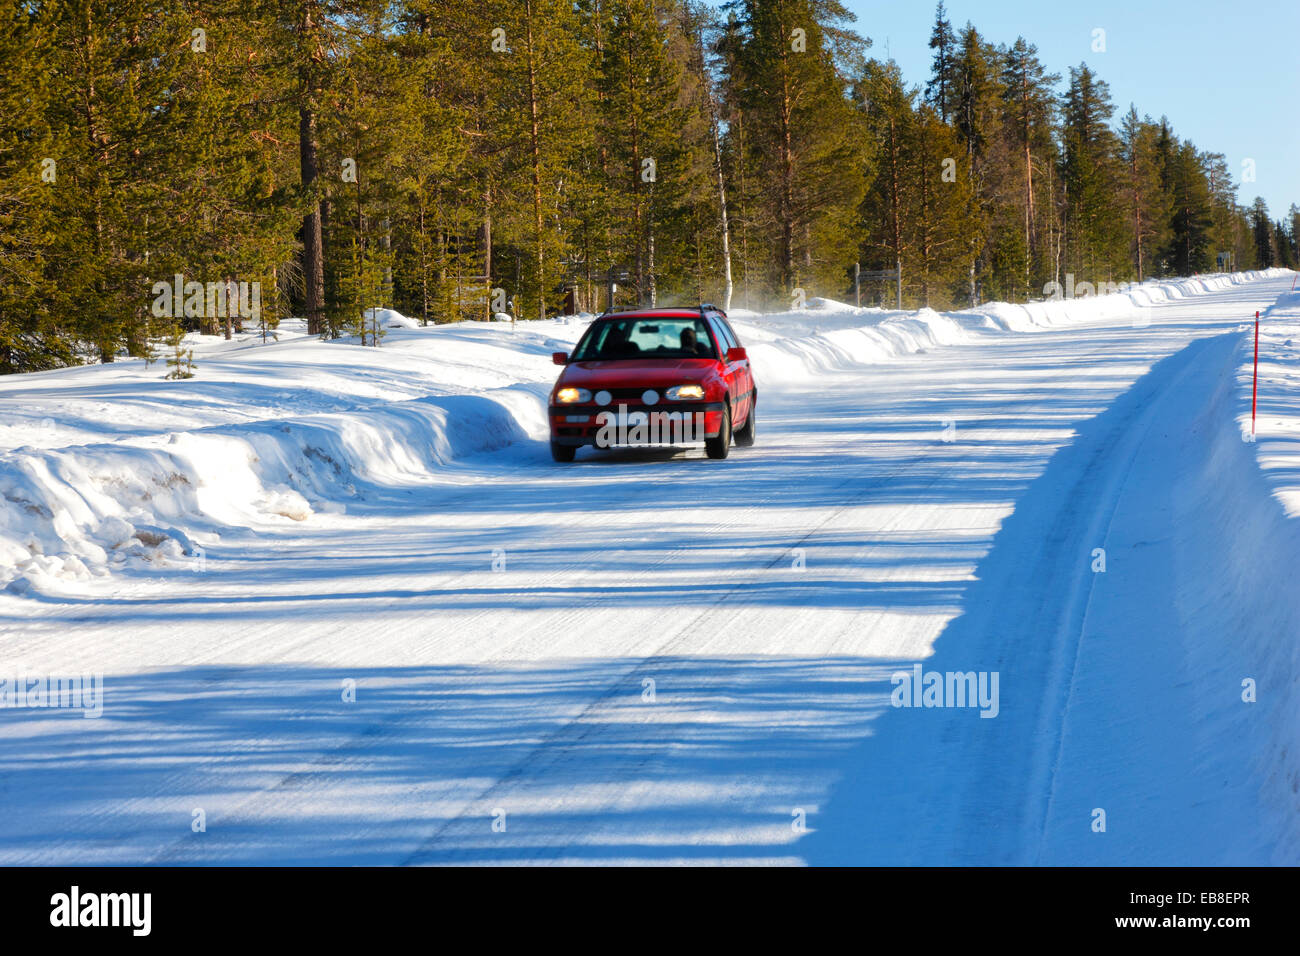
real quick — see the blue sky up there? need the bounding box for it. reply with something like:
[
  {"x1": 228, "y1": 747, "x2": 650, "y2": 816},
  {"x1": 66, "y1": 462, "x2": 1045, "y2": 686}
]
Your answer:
[{"x1": 841, "y1": 0, "x2": 1299, "y2": 220}]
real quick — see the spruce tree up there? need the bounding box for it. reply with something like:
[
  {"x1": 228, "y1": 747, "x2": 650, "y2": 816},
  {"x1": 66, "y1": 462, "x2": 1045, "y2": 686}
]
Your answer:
[
  {"x1": 1274, "y1": 220, "x2": 1295, "y2": 269},
  {"x1": 1290, "y1": 205, "x2": 1300, "y2": 264},
  {"x1": 1251, "y1": 197, "x2": 1274, "y2": 268},
  {"x1": 1161, "y1": 143, "x2": 1214, "y2": 275},
  {"x1": 925, "y1": 3, "x2": 956, "y2": 123}
]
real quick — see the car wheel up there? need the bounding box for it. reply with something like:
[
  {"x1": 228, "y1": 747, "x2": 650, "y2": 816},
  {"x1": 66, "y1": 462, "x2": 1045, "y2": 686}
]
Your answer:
[
  {"x1": 734, "y1": 401, "x2": 756, "y2": 447},
  {"x1": 705, "y1": 405, "x2": 731, "y2": 459},
  {"x1": 551, "y1": 441, "x2": 577, "y2": 463}
]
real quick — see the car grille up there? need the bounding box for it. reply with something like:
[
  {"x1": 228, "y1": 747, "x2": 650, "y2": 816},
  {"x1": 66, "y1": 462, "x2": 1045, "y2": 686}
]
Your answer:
[{"x1": 599, "y1": 387, "x2": 656, "y2": 401}]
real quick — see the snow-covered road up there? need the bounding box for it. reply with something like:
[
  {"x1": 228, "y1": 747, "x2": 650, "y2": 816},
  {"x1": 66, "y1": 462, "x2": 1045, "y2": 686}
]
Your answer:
[{"x1": 1, "y1": 274, "x2": 1296, "y2": 864}]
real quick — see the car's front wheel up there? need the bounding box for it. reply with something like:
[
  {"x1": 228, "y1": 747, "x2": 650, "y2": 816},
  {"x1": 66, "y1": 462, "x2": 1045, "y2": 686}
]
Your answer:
[
  {"x1": 734, "y1": 401, "x2": 756, "y2": 447},
  {"x1": 550, "y1": 441, "x2": 576, "y2": 463},
  {"x1": 705, "y1": 405, "x2": 731, "y2": 459}
]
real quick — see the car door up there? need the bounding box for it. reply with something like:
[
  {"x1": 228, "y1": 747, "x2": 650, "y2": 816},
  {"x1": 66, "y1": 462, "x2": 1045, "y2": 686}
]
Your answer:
[
  {"x1": 710, "y1": 316, "x2": 749, "y2": 423},
  {"x1": 721, "y1": 317, "x2": 754, "y2": 413}
]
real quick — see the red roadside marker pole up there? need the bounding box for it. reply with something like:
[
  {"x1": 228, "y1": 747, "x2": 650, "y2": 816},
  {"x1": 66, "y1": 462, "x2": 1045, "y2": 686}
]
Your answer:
[{"x1": 1252, "y1": 310, "x2": 1260, "y2": 437}]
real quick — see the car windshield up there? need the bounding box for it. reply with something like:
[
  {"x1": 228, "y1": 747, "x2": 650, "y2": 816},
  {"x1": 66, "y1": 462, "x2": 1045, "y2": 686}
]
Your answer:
[{"x1": 572, "y1": 317, "x2": 717, "y2": 361}]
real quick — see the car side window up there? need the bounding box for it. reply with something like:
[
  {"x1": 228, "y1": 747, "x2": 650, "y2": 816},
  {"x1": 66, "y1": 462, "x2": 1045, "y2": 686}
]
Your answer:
[
  {"x1": 719, "y1": 317, "x2": 742, "y2": 349},
  {"x1": 710, "y1": 317, "x2": 735, "y2": 353}
]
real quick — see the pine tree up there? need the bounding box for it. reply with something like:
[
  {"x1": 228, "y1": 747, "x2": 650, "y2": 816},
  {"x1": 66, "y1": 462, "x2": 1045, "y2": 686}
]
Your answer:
[
  {"x1": 721, "y1": 0, "x2": 870, "y2": 300},
  {"x1": 950, "y1": 25, "x2": 1007, "y2": 303},
  {"x1": 386, "y1": 1, "x2": 492, "y2": 323},
  {"x1": 856, "y1": 59, "x2": 911, "y2": 299},
  {"x1": 1000, "y1": 38, "x2": 1058, "y2": 298},
  {"x1": 6, "y1": 3, "x2": 1300, "y2": 377},
  {"x1": 679, "y1": 1, "x2": 734, "y2": 309},
  {"x1": 1060, "y1": 63, "x2": 1126, "y2": 280},
  {"x1": 952, "y1": 24, "x2": 1004, "y2": 164},
  {"x1": 289, "y1": 1, "x2": 329, "y2": 334},
  {"x1": 44, "y1": 0, "x2": 196, "y2": 363},
  {"x1": 1203, "y1": 151, "x2": 1247, "y2": 273},
  {"x1": 164, "y1": 3, "x2": 299, "y2": 339},
  {"x1": 320, "y1": 3, "x2": 403, "y2": 337},
  {"x1": 1118, "y1": 107, "x2": 1170, "y2": 280},
  {"x1": 910, "y1": 104, "x2": 978, "y2": 306},
  {"x1": 598, "y1": 1, "x2": 691, "y2": 307},
  {"x1": 0, "y1": 2, "x2": 66, "y2": 372},
  {"x1": 491, "y1": 0, "x2": 595, "y2": 320}
]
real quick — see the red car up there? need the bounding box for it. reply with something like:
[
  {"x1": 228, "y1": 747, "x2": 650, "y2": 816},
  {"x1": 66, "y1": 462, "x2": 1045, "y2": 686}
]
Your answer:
[{"x1": 548, "y1": 305, "x2": 756, "y2": 462}]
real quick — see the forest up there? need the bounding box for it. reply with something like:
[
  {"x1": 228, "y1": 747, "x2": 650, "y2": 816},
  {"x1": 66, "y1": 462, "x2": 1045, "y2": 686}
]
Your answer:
[{"x1": 1, "y1": 0, "x2": 1297, "y2": 374}]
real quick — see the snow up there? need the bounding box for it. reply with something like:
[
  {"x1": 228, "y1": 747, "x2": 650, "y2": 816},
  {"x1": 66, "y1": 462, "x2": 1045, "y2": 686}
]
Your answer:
[
  {"x1": 367, "y1": 307, "x2": 423, "y2": 329},
  {"x1": 0, "y1": 269, "x2": 1297, "y2": 864},
  {"x1": 2, "y1": 271, "x2": 1284, "y2": 595},
  {"x1": 1244, "y1": 288, "x2": 1300, "y2": 516}
]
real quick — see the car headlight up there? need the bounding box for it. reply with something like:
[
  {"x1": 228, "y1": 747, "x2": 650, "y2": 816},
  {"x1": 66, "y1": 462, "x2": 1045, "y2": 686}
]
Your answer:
[
  {"x1": 555, "y1": 387, "x2": 591, "y2": 404},
  {"x1": 666, "y1": 384, "x2": 706, "y2": 401}
]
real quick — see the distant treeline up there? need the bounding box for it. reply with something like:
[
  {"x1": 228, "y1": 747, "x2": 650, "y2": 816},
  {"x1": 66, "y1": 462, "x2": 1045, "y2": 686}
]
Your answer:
[{"x1": 2, "y1": 0, "x2": 1297, "y2": 373}]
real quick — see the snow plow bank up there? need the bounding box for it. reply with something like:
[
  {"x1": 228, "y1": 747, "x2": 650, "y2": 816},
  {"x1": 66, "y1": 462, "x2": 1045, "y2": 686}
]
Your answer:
[{"x1": 0, "y1": 269, "x2": 1291, "y2": 596}]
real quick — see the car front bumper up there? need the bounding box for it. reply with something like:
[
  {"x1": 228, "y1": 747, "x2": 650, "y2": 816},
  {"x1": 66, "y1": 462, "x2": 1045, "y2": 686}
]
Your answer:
[{"x1": 549, "y1": 401, "x2": 726, "y2": 446}]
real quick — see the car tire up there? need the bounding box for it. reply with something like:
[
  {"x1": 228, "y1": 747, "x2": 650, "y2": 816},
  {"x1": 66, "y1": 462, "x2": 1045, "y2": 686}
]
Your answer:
[
  {"x1": 551, "y1": 441, "x2": 577, "y2": 463},
  {"x1": 734, "y1": 401, "x2": 756, "y2": 447},
  {"x1": 705, "y1": 405, "x2": 731, "y2": 459}
]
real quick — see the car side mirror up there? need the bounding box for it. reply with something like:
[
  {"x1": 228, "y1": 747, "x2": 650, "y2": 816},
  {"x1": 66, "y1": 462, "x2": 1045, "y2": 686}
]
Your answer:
[
  {"x1": 726, "y1": 346, "x2": 748, "y2": 363},
  {"x1": 552, "y1": 351, "x2": 569, "y2": 365}
]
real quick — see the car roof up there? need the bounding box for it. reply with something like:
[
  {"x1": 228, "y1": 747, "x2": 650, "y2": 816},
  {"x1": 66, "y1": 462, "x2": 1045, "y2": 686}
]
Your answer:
[{"x1": 595, "y1": 308, "x2": 723, "y2": 321}]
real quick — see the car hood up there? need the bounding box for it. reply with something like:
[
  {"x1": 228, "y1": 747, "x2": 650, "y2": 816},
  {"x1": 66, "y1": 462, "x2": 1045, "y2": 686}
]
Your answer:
[{"x1": 558, "y1": 358, "x2": 716, "y2": 389}]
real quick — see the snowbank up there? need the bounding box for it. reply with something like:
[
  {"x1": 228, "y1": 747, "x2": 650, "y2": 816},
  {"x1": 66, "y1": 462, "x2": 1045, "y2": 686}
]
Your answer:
[
  {"x1": 973, "y1": 269, "x2": 1291, "y2": 331},
  {"x1": 1219, "y1": 290, "x2": 1300, "y2": 859},
  {"x1": 0, "y1": 269, "x2": 1292, "y2": 594},
  {"x1": 736, "y1": 270, "x2": 1290, "y2": 384},
  {"x1": 0, "y1": 321, "x2": 580, "y2": 594},
  {"x1": 1242, "y1": 288, "x2": 1300, "y2": 517},
  {"x1": 0, "y1": 388, "x2": 547, "y2": 593}
]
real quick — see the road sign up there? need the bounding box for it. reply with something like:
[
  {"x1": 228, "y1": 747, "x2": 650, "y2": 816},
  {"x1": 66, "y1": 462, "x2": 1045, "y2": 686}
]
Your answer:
[{"x1": 854, "y1": 261, "x2": 902, "y2": 308}]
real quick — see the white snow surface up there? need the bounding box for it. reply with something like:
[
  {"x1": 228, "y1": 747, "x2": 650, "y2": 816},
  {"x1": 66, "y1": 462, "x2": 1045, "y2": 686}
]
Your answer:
[{"x1": 0, "y1": 268, "x2": 1297, "y2": 864}]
